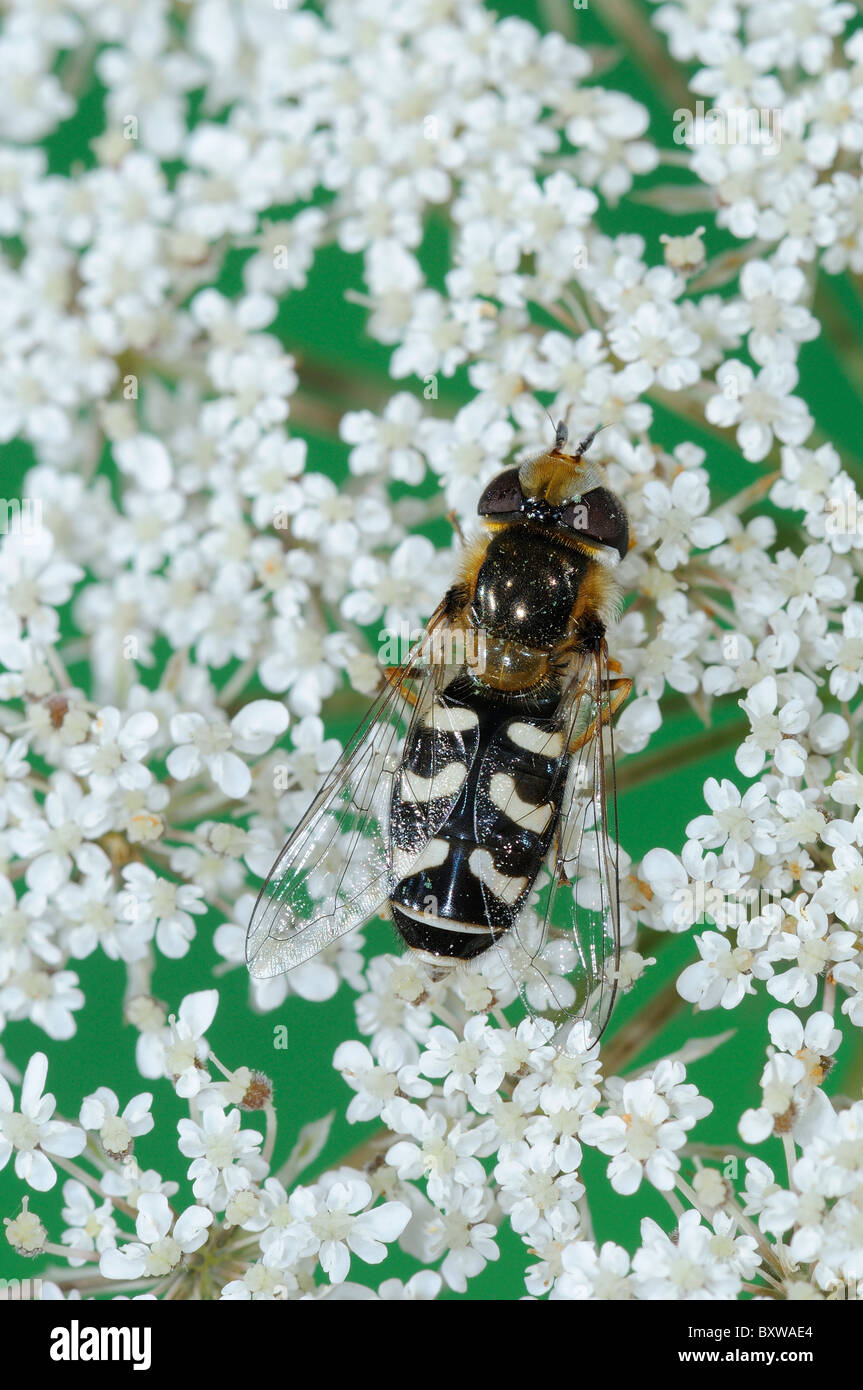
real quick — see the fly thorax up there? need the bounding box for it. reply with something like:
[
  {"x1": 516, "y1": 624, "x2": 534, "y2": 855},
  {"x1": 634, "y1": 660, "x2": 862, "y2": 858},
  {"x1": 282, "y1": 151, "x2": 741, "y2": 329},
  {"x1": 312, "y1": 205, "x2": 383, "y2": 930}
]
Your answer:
[{"x1": 471, "y1": 531, "x2": 587, "y2": 648}]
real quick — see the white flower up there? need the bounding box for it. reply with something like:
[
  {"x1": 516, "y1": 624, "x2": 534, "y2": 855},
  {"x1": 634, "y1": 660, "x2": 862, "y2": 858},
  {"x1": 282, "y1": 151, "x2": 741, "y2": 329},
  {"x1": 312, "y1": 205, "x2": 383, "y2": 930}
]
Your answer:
[
  {"x1": 10, "y1": 771, "x2": 108, "y2": 894},
  {"x1": 100, "y1": 1193, "x2": 213, "y2": 1280},
  {"x1": 178, "y1": 1105, "x2": 267, "y2": 1206},
  {"x1": 136, "y1": 989, "x2": 218, "y2": 1098},
  {"x1": 341, "y1": 394, "x2": 426, "y2": 485},
  {"x1": 768, "y1": 1007, "x2": 842, "y2": 1072},
  {"x1": 239, "y1": 432, "x2": 307, "y2": 529},
  {"x1": 0, "y1": 948, "x2": 86, "y2": 1041},
  {"x1": 378, "y1": 1271, "x2": 442, "y2": 1300},
  {"x1": 772, "y1": 440, "x2": 842, "y2": 517},
  {"x1": 79, "y1": 1087, "x2": 154, "y2": 1158},
  {"x1": 230, "y1": 700, "x2": 291, "y2": 756},
  {"x1": 825, "y1": 605, "x2": 863, "y2": 701},
  {"x1": 418, "y1": 396, "x2": 515, "y2": 514},
  {"x1": 739, "y1": 1053, "x2": 809, "y2": 1144},
  {"x1": 0, "y1": 1052, "x2": 86, "y2": 1191},
  {"x1": 112, "y1": 432, "x2": 174, "y2": 490},
  {"x1": 641, "y1": 469, "x2": 724, "y2": 570},
  {"x1": 0, "y1": 733, "x2": 32, "y2": 827},
  {"x1": 723, "y1": 260, "x2": 819, "y2": 365},
  {"x1": 706, "y1": 361, "x2": 813, "y2": 462},
  {"x1": 735, "y1": 675, "x2": 809, "y2": 778},
  {"x1": 418, "y1": 1016, "x2": 492, "y2": 1097},
  {"x1": 390, "y1": 290, "x2": 492, "y2": 380},
  {"x1": 272, "y1": 1176, "x2": 411, "y2": 1284},
  {"x1": 58, "y1": 868, "x2": 151, "y2": 963},
  {"x1": 747, "y1": 0, "x2": 855, "y2": 76},
  {"x1": 385, "y1": 1101, "x2": 491, "y2": 1205},
  {"x1": 609, "y1": 300, "x2": 700, "y2": 391},
  {"x1": 61, "y1": 1179, "x2": 118, "y2": 1267},
  {"x1": 677, "y1": 918, "x2": 775, "y2": 1010},
  {"x1": 550, "y1": 1239, "x2": 633, "y2": 1300},
  {"x1": 640, "y1": 840, "x2": 723, "y2": 933},
  {"x1": 258, "y1": 623, "x2": 350, "y2": 717},
  {"x1": 334, "y1": 1037, "x2": 431, "y2": 1123},
  {"x1": 765, "y1": 894, "x2": 857, "y2": 1006},
  {"x1": 791, "y1": 1099, "x2": 863, "y2": 1201},
  {"x1": 422, "y1": 1184, "x2": 499, "y2": 1293},
  {"x1": 495, "y1": 1030, "x2": 600, "y2": 1130},
  {"x1": 278, "y1": 472, "x2": 390, "y2": 558},
  {"x1": 495, "y1": 1139, "x2": 584, "y2": 1235},
  {"x1": 473, "y1": 1018, "x2": 556, "y2": 1096},
  {"x1": 341, "y1": 535, "x2": 447, "y2": 632},
  {"x1": 632, "y1": 1210, "x2": 745, "y2": 1299},
  {"x1": 117, "y1": 863, "x2": 206, "y2": 959},
  {"x1": 687, "y1": 778, "x2": 776, "y2": 874},
  {"x1": 633, "y1": 592, "x2": 706, "y2": 701},
  {"x1": 167, "y1": 706, "x2": 286, "y2": 799},
  {"x1": 820, "y1": 822, "x2": 863, "y2": 926},
  {"x1": 66, "y1": 706, "x2": 158, "y2": 797},
  {"x1": 581, "y1": 1062, "x2": 710, "y2": 1194}
]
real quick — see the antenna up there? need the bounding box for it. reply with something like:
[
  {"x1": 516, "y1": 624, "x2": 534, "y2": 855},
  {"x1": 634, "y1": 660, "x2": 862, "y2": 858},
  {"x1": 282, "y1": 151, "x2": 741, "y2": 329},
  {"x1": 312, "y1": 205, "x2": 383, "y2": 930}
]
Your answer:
[
  {"x1": 572, "y1": 427, "x2": 598, "y2": 458},
  {"x1": 548, "y1": 419, "x2": 608, "y2": 460},
  {"x1": 542, "y1": 407, "x2": 564, "y2": 448},
  {"x1": 572, "y1": 422, "x2": 610, "y2": 459}
]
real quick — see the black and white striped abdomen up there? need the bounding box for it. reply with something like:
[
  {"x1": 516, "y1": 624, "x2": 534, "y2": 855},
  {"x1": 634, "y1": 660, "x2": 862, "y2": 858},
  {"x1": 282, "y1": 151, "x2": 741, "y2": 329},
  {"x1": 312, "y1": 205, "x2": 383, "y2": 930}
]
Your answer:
[{"x1": 390, "y1": 692, "x2": 568, "y2": 966}]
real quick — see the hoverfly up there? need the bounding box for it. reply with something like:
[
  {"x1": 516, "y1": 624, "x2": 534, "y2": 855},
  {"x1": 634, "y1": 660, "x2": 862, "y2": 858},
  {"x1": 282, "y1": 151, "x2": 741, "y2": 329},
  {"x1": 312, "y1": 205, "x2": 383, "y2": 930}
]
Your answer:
[{"x1": 247, "y1": 421, "x2": 632, "y2": 1048}]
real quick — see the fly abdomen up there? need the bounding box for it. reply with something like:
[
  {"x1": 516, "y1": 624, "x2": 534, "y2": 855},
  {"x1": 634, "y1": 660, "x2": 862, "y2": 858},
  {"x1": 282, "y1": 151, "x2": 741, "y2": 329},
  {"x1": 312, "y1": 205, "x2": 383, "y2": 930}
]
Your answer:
[
  {"x1": 391, "y1": 899, "x2": 494, "y2": 964},
  {"x1": 389, "y1": 687, "x2": 568, "y2": 964},
  {"x1": 470, "y1": 715, "x2": 567, "y2": 933}
]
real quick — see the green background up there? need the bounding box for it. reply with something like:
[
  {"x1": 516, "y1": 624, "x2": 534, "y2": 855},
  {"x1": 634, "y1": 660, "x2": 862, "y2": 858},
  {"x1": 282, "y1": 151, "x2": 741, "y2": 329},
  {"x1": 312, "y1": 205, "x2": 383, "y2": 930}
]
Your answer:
[{"x1": 1, "y1": 0, "x2": 861, "y2": 1297}]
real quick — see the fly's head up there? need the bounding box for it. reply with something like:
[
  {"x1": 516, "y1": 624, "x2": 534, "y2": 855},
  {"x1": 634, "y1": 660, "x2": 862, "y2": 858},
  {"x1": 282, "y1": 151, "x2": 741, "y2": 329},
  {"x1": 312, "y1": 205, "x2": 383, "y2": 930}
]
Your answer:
[{"x1": 477, "y1": 421, "x2": 629, "y2": 564}]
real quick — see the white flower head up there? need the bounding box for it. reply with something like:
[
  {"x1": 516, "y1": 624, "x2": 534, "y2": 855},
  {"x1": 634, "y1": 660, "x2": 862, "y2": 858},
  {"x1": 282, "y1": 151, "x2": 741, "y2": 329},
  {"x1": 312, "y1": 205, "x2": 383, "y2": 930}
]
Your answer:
[{"x1": 0, "y1": 1053, "x2": 86, "y2": 1191}]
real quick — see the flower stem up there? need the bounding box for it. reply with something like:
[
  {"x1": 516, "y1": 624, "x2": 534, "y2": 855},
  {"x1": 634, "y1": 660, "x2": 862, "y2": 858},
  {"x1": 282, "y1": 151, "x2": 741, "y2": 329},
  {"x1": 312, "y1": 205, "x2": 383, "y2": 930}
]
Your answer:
[
  {"x1": 602, "y1": 977, "x2": 688, "y2": 1074},
  {"x1": 594, "y1": 0, "x2": 692, "y2": 110},
  {"x1": 43, "y1": 1242, "x2": 99, "y2": 1263},
  {"x1": 782, "y1": 1132, "x2": 797, "y2": 1189},
  {"x1": 262, "y1": 1101, "x2": 278, "y2": 1168}
]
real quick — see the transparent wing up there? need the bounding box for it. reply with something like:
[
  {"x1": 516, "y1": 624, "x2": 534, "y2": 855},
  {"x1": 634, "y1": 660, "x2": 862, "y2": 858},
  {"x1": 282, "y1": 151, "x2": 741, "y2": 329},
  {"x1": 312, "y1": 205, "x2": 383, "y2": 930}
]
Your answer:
[
  {"x1": 505, "y1": 644, "x2": 625, "y2": 1050},
  {"x1": 246, "y1": 633, "x2": 473, "y2": 978}
]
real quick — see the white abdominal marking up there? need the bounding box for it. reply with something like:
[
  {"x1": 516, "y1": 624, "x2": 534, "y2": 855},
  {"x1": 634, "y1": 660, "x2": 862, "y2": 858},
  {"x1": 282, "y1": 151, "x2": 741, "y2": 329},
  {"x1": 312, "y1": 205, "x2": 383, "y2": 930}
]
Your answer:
[
  {"x1": 392, "y1": 837, "x2": 450, "y2": 879},
  {"x1": 400, "y1": 761, "x2": 466, "y2": 803},
  {"x1": 488, "y1": 772, "x2": 553, "y2": 834},
  {"x1": 422, "y1": 703, "x2": 479, "y2": 732},
  {"x1": 507, "y1": 721, "x2": 564, "y2": 757},
  {"x1": 468, "y1": 848, "x2": 528, "y2": 905},
  {"x1": 406, "y1": 948, "x2": 462, "y2": 969},
  {"x1": 394, "y1": 902, "x2": 491, "y2": 935}
]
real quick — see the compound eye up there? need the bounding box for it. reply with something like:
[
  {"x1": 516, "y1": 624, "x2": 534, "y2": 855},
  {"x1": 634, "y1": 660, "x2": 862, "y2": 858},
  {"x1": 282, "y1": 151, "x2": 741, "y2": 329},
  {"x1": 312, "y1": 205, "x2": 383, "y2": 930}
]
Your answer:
[
  {"x1": 562, "y1": 486, "x2": 629, "y2": 558},
  {"x1": 477, "y1": 467, "x2": 524, "y2": 518}
]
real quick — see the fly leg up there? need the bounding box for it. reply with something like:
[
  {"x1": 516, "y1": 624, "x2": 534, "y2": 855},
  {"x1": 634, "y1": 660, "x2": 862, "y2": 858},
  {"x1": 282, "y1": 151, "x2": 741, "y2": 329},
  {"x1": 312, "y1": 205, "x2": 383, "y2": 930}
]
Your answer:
[
  {"x1": 550, "y1": 823, "x2": 572, "y2": 888},
  {"x1": 568, "y1": 677, "x2": 632, "y2": 753},
  {"x1": 382, "y1": 667, "x2": 421, "y2": 708},
  {"x1": 376, "y1": 600, "x2": 453, "y2": 706}
]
